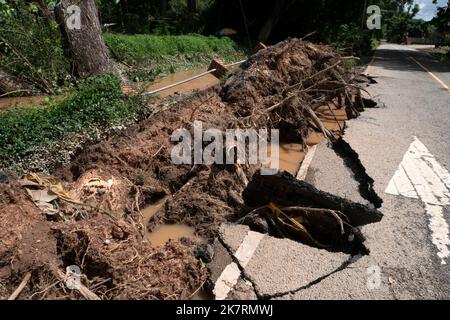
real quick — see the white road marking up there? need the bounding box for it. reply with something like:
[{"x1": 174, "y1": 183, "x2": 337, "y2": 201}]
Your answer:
[
  {"x1": 213, "y1": 263, "x2": 241, "y2": 300},
  {"x1": 296, "y1": 145, "x2": 317, "y2": 181},
  {"x1": 385, "y1": 137, "x2": 450, "y2": 264},
  {"x1": 234, "y1": 231, "x2": 265, "y2": 268},
  {"x1": 364, "y1": 52, "x2": 377, "y2": 75},
  {"x1": 213, "y1": 231, "x2": 264, "y2": 300}
]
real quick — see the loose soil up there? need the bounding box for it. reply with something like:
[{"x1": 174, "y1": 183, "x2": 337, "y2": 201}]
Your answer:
[{"x1": 0, "y1": 38, "x2": 377, "y2": 300}]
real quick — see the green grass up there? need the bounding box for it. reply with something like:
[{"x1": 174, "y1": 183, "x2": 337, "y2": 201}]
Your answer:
[
  {"x1": 0, "y1": 75, "x2": 147, "y2": 165},
  {"x1": 104, "y1": 33, "x2": 247, "y2": 82},
  {"x1": 431, "y1": 47, "x2": 450, "y2": 63},
  {"x1": 371, "y1": 37, "x2": 380, "y2": 50}
]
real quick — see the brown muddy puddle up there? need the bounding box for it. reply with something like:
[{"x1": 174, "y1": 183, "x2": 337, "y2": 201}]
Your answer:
[
  {"x1": 141, "y1": 195, "x2": 170, "y2": 221},
  {"x1": 0, "y1": 67, "x2": 219, "y2": 112},
  {"x1": 267, "y1": 143, "x2": 305, "y2": 175},
  {"x1": 266, "y1": 103, "x2": 348, "y2": 175},
  {"x1": 147, "y1": 224, "x2": 196, "y2": 247},
  {"x1": 0, "y1": 95, "x2": 47, "y2": 111},
  {"x1": 190, "y1": 288, "x2": 209, "y2": 300},
  {"x1": 147, "y1": 67, "x2": 220, "y2": 98},
  {"x1": 142, "y1": 195, "x2": 196, "y2": 247}
]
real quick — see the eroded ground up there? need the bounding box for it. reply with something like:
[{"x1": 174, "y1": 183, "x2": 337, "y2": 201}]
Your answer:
[{"x1": 0, "y1": 38, "x2": 381, "y2": 300}]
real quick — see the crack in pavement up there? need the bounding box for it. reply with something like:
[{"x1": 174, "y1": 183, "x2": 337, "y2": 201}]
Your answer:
[
  {"x1": 217, "y1": 229, "x2": 363, "y2": 300},
  {"x1": 333, "y1": 138, "x2": 383, "y2": 208},
  {"x1": 266, "y1": 255, "x2": 362, "y2": 300},
  {"x1": 216, "y1": 233, "x2": 263, "y2": 300}
]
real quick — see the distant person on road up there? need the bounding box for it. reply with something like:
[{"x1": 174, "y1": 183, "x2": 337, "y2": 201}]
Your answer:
[{"x1": 403, "y1": 33, "x2": 411, "y2": 45}]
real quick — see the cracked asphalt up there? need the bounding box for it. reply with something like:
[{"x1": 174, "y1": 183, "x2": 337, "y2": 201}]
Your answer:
[{"x1": 208, "y1": 43, "x2": 450, "y2": 300}]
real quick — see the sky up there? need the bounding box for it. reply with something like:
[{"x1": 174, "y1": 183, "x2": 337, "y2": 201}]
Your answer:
[{"x1": 413, "y1": 0, "x2": 448, "y2": 21}]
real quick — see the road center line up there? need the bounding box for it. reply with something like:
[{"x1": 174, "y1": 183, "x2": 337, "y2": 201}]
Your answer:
[{"x1": 409, "y1": 56, "x2": 450, "y2": 94}]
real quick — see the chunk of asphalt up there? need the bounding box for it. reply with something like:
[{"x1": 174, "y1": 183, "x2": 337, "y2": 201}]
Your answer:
[
  {"x1": 207, "y1": 238, "x2": 234, "y2": 285},
  {"x1": 275, "y1": 256, "x2": 393, "y2": 300},
  {"x1": 305, "y1": 141, "x2": 371, "y2": 206},
  {"x1": 227, "y1": 278, "x2": 258, "y2": 300},
  {"x1": 218, "y1": 223, "x2": 250, "y2": 253},
  {"x1": 243, "y1": 171, "x2": 383, "y2": 226},
  {"x1": 242, "y1": 235, "x2": 350, "y2": 298}
]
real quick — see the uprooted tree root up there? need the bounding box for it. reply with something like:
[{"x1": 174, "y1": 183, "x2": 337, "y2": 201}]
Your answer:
[
  {"x1": 0, "y1": 38, "x2": 380, "y2": 300},
  {"x1": 221, "y1": 38, "x2": 373, "y2": 142},
  {"x1": 240, "y1": 171, "x2": 383, "y2": 254}
]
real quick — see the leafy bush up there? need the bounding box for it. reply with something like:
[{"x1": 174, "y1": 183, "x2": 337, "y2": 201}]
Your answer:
[
  {"x1": 98, "y1": 0, "x2": 215, "y2": 34},
  {"x1": 333, "y1": 24, "x2": 373, "y2": 56},
  {"x1": 0, "y1": 0, "x2": 71, "y2": 93},
  {"x1": 0, "y1": 75, "x2": 146, "y2": 163},
  {"x1": 371, "y1": 37, "x2": 380, "y2": 50}
]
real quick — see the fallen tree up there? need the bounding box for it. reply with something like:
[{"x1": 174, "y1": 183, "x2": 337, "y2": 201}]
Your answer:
[
  {"x1": 221, "y1": 38, "x2": 371, "y2": 143},
  {"x1": 0, "y1": 69, "x2": 38, "y2": 97}
]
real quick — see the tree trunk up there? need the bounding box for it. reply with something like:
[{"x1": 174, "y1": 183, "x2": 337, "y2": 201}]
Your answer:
[
  {"x1": 257, "y1": 0, "x2": 288, "y2": 43},
  {"x1": 187, "y1": 0, "x2": 197, "y2": 13},
  {"x1": 160, "y1": 0, "x2": 168, "y2": 16},
  {"x1": 54, "y1": 0, "x2": 117, "y2": 79},
  {"x1": 0, "y1": 70, "x2": 37, "y2": 96}
]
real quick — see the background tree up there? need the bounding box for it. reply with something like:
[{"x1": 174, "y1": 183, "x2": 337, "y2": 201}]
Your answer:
[
  {"x1": 55, "y1": 0, "x2": 117, "y2": 79},
  {"x1": 431, "y1": 0, "x2": 450, "y2": 33}
]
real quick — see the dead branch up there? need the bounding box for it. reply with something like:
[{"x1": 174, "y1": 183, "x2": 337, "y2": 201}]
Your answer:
[
  {"x1": 54, "y1": 268, "x2": 101, "y2": 300},
  {"x1": 8, "y1": 272, "x2": 31, "y2": 300}
]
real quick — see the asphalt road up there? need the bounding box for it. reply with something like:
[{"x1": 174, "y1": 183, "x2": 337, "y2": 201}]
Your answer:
[
  {"x1": 211, "y1": 43, "x2": 450, "y2": 300},
  {"x1": 291, "y1": 43, "x2": 450, "y2": 299},
  {"x1": 345, "y1": 44, "x2": 450, "y2": 299}
]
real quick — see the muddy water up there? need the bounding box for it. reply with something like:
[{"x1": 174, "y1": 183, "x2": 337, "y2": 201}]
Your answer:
[
  {"x1": 147, "y1": 67, "x2": 220, "y2": 98},
  {"x1": 306, "y1": 103, "x2": 347, "y2": 146},
  {"x1": 277, "y1": 143, "x2": 305, "y2": 175},
  {"x1": 0, "y1": 95, "x2": 47, "y2": 111},
  {"x1": 191, "y1": 288, "x2": 209, "y2": 300},
  {"x1": 142, "y1": 196, "x2": 196, "y2": 246},
  {"x1": 0, "y1": 67, "x2": 219, "y2": 111},
  {"x1": 141, "y1": 196, "x2": 170, "y2": 221},
  {"x1": 147, "y1": 224, "x2": 196, "y2": 247},
  {"x1": 264, "y1": 103, "x2": 348, "y2": 175}
]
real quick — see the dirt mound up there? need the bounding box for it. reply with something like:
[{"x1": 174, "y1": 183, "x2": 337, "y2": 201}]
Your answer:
[
  {"x1": 0, "y1": 180, "x2": 206, "y2": 300},
  {"x1": 222, "y1": 38, "x2": 338, "y2": 109},
  {"x1": 221, "y1": 38, "x2": 367, "y2": 142},
  {"x1": 0, "y1": 181, "x2": 56, "y2": 298},
  {"x1": 0, "y1": 88, "x2": 242, "y2": 300}
]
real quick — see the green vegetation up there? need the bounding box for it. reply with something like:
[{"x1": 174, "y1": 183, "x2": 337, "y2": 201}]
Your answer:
[
  {"x1": 0, "y1": 0, "x2": 70, "y2": 94},
  {"x1": 105, "y1": 33, "x2": 247, "y2": 82},
  {"x1": 371, "y1": 37, "x2": 381, "y2": 50},
  {"x1": 105, "y1": 33, "x2": 242, "y2": 62},
  {"x1": 431, "y1": 1, "x2": 450, "y2": 33},
  {"x1": 431, "y1": 46, "x2": 450, "y2": 62},
  {"x1": 98, "y1": 0, "x2": 216, "y2": 35},
  {"x1": 0, "y1": 75, "x2": 147, "y2": 165}
]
